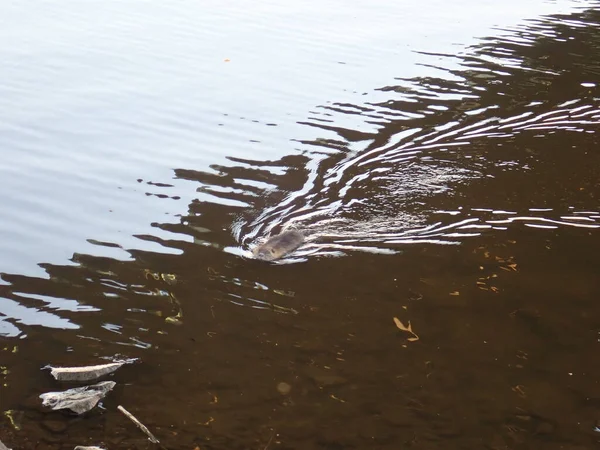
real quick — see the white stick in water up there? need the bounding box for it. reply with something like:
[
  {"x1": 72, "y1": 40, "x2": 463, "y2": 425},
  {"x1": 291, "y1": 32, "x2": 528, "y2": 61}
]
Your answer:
[{"x1": 117, "y1": 405, "x2": 160, "y2": 444}]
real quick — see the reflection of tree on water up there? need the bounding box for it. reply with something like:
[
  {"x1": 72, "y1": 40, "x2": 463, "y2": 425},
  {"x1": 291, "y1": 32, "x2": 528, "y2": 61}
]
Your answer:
[{"x1": 2, "y1": 7, "x2": 600, "y2": 342}]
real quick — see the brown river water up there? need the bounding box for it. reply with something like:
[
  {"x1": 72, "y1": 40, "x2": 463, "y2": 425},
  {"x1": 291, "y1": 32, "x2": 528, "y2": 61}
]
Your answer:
[{"x1": 1, "y1": 1, "x2": 600, "y2": 449}]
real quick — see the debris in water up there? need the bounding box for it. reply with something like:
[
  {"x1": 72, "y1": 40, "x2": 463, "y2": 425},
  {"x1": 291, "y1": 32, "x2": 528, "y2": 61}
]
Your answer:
[
  {"x1": 74, "y1": 447, "x2": 106, "y2": 450},
  {"x1": 273, "y1": 289, "x2": 295, "y2": 298},
  {"x1": 165, "y1": 313, "x2": 183, "y2": 325},
  {"x1": 3, "y1": 410, "x2": 23, "y2": 430},
  {"x1": 40, "y1": 381, "x2": 116, "y2": 414},
  {"x1": 118, "y1": 405, "x2": 160, "y2": 444},
  {"x1": 330, "y1": 394, "x2": 346, "y2": 403},
  {"x1": 45, "y1": 359, "x2": 137, "y2": 381},
  {"x1": 276, "y1": 382, "x2": 291, "y2": 395},
  {"x1": 164, "y1": 292, "x2": 184, "y2": 325},
  {"x1": 393, "y1": 317, "x2": 419, "y2": 342},
  {"x1": 0, "y1": 439, "x2": 12, "y2": 450}
]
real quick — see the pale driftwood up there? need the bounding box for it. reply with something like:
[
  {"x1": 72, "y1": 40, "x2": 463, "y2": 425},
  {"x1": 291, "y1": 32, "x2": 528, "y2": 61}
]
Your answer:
[
  {"x1": 40, "y1": 381, "x2": 116, "y2": 414},
  {"x1": 117, "y1": 405, "x2": 160, "y2": 444},
  {"x1": 45, "y1": 358, "x2": 137, "y2": 381}
]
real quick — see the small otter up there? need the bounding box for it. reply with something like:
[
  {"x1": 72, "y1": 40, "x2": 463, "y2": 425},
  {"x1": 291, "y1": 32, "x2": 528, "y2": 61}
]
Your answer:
[{"x1": 252, "y1": 230, "x2": 305, "y2": 261}]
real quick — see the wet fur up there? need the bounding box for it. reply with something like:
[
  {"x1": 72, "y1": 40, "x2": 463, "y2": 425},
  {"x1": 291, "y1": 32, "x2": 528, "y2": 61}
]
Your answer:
[{"x1": 252, "y1": 230, "x2": 305, "y2": 261}]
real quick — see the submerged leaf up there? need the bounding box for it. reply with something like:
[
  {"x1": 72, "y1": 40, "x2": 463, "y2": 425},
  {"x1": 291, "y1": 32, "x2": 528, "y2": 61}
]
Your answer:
[{"x1": 393, "y1": 317, "x2": 420, "y2": 342}]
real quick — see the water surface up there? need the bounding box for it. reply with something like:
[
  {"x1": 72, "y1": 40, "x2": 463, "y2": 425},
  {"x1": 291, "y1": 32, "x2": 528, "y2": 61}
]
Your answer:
[{"x1": 1, "y1": 1, "x2": 600, "y2": 449}]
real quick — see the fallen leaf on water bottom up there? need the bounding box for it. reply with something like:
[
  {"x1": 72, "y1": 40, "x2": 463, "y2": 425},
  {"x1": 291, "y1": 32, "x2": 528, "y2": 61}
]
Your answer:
[{"x1": 393, "y1": 317, "x2": 419, "y2": 342}]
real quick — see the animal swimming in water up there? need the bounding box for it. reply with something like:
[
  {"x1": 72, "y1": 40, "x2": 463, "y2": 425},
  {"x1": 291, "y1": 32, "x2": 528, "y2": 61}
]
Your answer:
[{"x1": 252, "y1": 230, "x2": 305, "y2": 261}]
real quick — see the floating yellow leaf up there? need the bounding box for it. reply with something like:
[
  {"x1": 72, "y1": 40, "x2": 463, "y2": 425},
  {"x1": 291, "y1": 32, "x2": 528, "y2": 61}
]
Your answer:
[{"x1": 449, "y1": 291, "x2": 460, "y2": 296}]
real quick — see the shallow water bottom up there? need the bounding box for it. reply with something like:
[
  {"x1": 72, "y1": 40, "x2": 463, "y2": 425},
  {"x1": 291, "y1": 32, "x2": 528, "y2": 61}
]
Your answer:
[{"x1": 2, "y1": 225, "x2": 599, "y2": 449}]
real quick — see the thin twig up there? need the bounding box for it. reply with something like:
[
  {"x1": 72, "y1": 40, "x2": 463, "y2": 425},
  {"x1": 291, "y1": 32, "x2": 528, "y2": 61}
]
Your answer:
[
  {"x1": 117, "y1": 405, "x2": 162, "y2": 446},
  {"x1": 264, "y1": 429, "x2": 275, "y2": 450}
]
